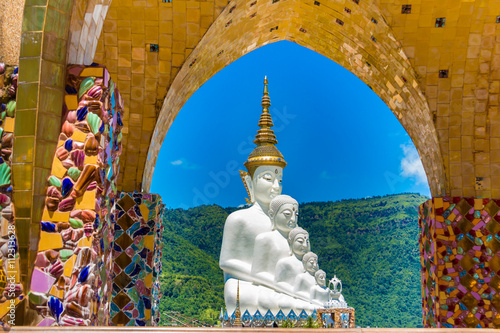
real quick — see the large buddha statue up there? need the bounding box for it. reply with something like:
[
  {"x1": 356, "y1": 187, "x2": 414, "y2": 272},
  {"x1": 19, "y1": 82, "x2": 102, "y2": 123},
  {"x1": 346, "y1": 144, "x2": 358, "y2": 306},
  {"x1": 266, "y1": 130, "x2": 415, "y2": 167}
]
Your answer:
[
  {"x1": 220, "y1": 78, "x2": 349, "y2": 316},
  {"x1": 219, "y1": 77, "x2": 287, "y2": 315}
]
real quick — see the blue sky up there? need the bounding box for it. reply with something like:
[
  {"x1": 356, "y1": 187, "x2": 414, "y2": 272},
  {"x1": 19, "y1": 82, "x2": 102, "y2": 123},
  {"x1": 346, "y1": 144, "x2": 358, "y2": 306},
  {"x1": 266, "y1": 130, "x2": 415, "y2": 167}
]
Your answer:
[{"x1": 151, "y1": 41, "x2": 430, "y2": 209}]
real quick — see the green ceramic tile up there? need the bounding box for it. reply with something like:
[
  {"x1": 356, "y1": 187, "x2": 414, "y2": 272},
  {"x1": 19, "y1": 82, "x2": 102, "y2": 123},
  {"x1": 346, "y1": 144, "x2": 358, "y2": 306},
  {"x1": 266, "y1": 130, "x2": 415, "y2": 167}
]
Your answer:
[
  {"x1": 48, "y1": 0, "x2": 74, "y2": 14},
  {"x1": 29, "y1": 222, "x2": 40, "y2": 250},
  {"x1": 33, "y1": 168, "x2": 51, "y2": 198},
  {"x1": 32, "y1": 195, "x2": 47, "y2": 225},
  {"x1": 42, "y1": 35, "x2": 66, "y2": 63},
  {"x1": 12, "y1": 137, "x2": 35, "y2": 164},
  {"x1": 19, "y1": 246, "x2": 28, "y2": 264},
  {"x1": 15, "y1": 219, "x2": 30, "y2": 247},
  {"x1": 36, "y1": 114, "x2": 60, "y2": 143},
  {"x1": 14, "y1": 110, "x2": 37, "y2": 136},
  {"x1": 18, "y1": 58, "x2": 40, "y2": 83},
  {"x1": 40, "y1": 60, "x2": 65, "y2": 88},
  {"x1": 39, "y1": 86, "x2": 63, "y2": 116},
  {"x1": 20, "y1": 32, "x2": 43, "y2": 57},
  {"x1": 22, "y1": 6, "x2": 46, "y2": 32},
  {"x1": 45, "y1": 7, "x2": 70, "y2": 39},
  {"x1": 13, "y1": 190, "x2": 32, "y2": 218},
  {"x1": 13, "y1": 164, "x2": 33, "y2": 191},
  {"x1": 16, "y1": 83, "x2": 39, "y2": 110},
  {"x1": 34, "y1": 139, "x2": 57, "y2": 169},
  {"x1": 25, "y1": 0, "x2": 47, "y2": 5}
]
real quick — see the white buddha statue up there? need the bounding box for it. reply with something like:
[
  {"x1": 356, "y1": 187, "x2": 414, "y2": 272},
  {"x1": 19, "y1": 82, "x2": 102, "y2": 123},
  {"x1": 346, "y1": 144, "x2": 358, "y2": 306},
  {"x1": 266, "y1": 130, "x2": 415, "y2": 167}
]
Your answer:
[
  {"x1": 219, "y1": 77, "x2": 287, "y2": 315},
  {"x1": 251, "y1": 195, "x2": 298, "y2": 285},
  {"x1": 294, "y1": 252, "x2": 319, "y2": 300},
  {"x1": 310, "y1": 269, "x2": 330, "y2": 305},
  {"x1": 274, "y1": 227, "x2": 310, "y2": 294}
]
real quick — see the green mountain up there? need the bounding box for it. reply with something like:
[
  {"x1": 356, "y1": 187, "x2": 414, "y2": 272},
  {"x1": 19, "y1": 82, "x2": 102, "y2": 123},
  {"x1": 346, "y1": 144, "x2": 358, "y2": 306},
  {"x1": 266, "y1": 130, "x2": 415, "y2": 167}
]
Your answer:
[{"x1": 159, "y1": 193, "x2": 428, "y2": 327}]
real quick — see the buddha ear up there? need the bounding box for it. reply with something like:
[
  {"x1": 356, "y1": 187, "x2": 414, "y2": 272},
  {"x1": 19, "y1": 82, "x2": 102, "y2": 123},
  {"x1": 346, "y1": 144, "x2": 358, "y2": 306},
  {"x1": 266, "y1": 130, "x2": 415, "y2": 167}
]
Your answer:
[{"x1": 239, "y1": 171, "x2": 254, "y2": 203}]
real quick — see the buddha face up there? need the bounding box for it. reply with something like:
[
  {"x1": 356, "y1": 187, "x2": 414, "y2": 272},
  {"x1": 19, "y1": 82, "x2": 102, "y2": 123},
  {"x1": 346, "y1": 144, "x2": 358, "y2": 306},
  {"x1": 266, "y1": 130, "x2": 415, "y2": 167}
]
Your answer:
[
  {"x1": 274, "y1": 203, "x2": 298, "y2": 234},
  {"x1": 316, "y1": 272, "x2": 326, "y2": 287},
  {"x1": 291, "y1": 233, "x2": 310, "y2": 258},
  {"x1": 304, "y1": 256, "x2": 318, "y2": 275},
  {"x1": 252, "y1": 166, "x2": 283, "y2": 205}
]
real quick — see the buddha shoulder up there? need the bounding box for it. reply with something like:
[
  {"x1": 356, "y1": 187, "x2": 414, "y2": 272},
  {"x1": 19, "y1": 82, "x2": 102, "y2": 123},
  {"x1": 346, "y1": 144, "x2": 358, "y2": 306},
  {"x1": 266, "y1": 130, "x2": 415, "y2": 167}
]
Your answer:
[{"x1": 224, "y1": 205, "x2": 261, "y2": 225}]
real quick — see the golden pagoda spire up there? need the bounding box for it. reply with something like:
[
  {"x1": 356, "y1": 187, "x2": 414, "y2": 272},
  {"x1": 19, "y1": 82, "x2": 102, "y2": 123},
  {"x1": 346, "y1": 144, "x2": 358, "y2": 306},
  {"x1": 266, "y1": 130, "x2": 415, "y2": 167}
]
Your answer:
[
  {"x1": 243, "y1": 77, "x2": 287, "y2": 177},
  {"x1": 233, "y1": 279, "x2": 242, "y2": 327},
  {"x1": 254, "y1": 76, "x2": 278, "y2": 146}
]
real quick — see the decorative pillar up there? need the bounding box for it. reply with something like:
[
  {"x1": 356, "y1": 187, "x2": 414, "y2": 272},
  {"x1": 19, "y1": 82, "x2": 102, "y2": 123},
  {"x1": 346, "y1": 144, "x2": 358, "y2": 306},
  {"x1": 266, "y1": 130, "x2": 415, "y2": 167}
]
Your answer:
[
  {"x1": 28, "y1": 65, "x2": 123, "y2": 326},
  {"x1": 109, "y1": 192, "x2": 164, "y2": 326},
  {"x1": 420, "y1": 197, "x2": 500, "y2": 328}
]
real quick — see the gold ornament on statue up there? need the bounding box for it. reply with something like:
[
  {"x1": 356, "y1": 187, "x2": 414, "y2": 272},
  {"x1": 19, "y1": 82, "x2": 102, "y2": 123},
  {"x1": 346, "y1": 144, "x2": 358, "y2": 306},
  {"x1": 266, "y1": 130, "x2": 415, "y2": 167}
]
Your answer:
[{"x1": 240, "y1": 77, "x2": 287, "y2": 203}]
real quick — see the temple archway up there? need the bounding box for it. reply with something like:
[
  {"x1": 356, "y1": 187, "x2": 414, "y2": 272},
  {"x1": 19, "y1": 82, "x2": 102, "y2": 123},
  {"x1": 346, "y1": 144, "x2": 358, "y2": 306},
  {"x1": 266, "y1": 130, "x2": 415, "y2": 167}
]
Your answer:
[{"x1": 143, "y1": 0, "x2": 445, "y2": 197}]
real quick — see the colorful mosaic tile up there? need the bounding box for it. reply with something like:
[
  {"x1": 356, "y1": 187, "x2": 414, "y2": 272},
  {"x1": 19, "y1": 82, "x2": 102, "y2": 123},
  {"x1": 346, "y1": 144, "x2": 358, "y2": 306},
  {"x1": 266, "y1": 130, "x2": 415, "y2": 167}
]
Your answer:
[
  {"x1": 110, "y1": 192, "x2": 164, "y2": 326},
  {"x1": 29, "y1": 64, "x2": 123, "y2": 326},
  {"x1": 420, "y1": 197, "x2": 500, "y2": 328},
  {"x1": 0, "y1": 63, "x2": 24, "y2": 324}
]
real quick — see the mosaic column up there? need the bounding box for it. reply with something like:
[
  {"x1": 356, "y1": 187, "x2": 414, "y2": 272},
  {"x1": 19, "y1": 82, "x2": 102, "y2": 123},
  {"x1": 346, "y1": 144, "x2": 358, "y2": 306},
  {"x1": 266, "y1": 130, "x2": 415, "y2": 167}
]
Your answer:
[
  {"x1": 0, "y1": 64, "x2": 23, "y2": 324},
  {"x1": 110, "y1": 192, "x2": 164, "y2": 326},
  {"x1": 420, "y1": 197, "x2": 500, "y2": 328},
  {"x1": 28, "y1": 65, "x2": 123, "y2": 326}
]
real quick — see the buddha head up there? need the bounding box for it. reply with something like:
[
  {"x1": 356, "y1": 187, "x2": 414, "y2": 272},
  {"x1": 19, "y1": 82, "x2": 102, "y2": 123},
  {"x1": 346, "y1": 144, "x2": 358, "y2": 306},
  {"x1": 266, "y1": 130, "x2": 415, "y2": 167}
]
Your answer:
[
  {"x1": 288, "y1": 227, "x2": 310, "y2": 260},
  {"x1": 240, "y1": 77, "x2": 286, "y2": 206},
  {"x1": 269, "y1": 195, "x2": 298, "y2": 235},
  {"x1": 302, "y1": 252, "x2": 319, "y2": 276},
  {"x1": 315, "y1": 269, "x2": 326, "y2": 287}
]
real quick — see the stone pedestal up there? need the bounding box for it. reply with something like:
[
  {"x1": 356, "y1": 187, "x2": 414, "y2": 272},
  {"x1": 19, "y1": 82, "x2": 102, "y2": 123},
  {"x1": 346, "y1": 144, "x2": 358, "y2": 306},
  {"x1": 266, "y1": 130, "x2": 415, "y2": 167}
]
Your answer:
[
  {"x1": 419, "y1": 197, "x2": 500, "y2": 328},
  {"x1": 316, "y1": 308, "x2": 355, "y2": 328}
]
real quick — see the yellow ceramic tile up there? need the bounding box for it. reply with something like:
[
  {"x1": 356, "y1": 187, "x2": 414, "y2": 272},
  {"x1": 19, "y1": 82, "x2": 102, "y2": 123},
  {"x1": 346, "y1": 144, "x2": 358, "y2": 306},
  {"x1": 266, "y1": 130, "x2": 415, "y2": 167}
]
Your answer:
[
  {"x1": 80, "y1": 67, "x2": 104, "y2": 77},
  {"x1": 42, "y1": 210, "x2": 70, "y2": 222},
  {"x1": 3, "y1": 117, "x2": 15, "y2": 133},
  {"x1": 57, "y1": 140, "x2": 64, "y2": 147},
  {"x1": 84, "y1": 155, "x2": 98, "y2": 165},
  {"x1": 144, "y1": 235, "x2": 154, "y2": 250},
  {"x1": 75, "y1": 190, "x2": 96, "y2": 210},
  {"x1": 38, "y1": 231, "x2": 63, "y2": 251},
  {"x1": 77, "y1": 236, "x2": 92, "y2": 248},
  {"x1": 50, "y1": 285, "x2": 64, "y2": 299},
  {"x1": 65, "y1": 95, "x2": 79, "y2": 110},
  {"x1": 1, "y1": 217, "x2": 8, "y2": 237},
  {"x1": 63, "y1": 255, "x2": 75, "y2": 277},
  {"x1": 145, "y1": 309, "x2": 151, "y2": 320},
  {"x1": 139, "y1": 204, "x2": 149, "y2": 220},
  {"x1": 52, "y1": 158, "x2": 67, "y2": 179},
  {"x1": 71, "y1": 129, "x2": 88, "y2": 143},
  {"x1": 144, "y1": 273, "x2": 152, "y2": 288},
  {"x1": 0, "y1": 297, "x2": 20, "y2": 318}
]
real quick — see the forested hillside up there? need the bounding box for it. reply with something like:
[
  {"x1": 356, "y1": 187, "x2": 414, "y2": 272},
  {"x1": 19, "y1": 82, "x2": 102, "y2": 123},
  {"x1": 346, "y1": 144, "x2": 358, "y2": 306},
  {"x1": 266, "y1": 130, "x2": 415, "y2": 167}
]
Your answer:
[{"x1": 158, "y1": 193, "x2": 428, "y2": 327}]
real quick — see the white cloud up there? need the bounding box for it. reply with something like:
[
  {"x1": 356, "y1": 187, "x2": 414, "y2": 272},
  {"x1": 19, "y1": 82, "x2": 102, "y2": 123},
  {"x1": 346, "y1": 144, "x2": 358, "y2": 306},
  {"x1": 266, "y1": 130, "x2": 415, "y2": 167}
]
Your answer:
[
  {"x1": 170, "y1": 158, "x2": 201, "y2": 170},
  {"x1": 400, "y1": 144, "x2": 427, "y2": 184}
]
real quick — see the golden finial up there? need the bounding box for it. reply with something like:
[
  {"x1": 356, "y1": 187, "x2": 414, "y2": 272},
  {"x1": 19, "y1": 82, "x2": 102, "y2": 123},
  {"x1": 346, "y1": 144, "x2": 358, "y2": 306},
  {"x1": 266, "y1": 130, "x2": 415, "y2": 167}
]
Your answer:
[
  {"x1": 242, "y1": 77, "x2": 287, "y2": 178},
  {"x1": 233, "y1": 279, "x2": 242, "y2": 327}
]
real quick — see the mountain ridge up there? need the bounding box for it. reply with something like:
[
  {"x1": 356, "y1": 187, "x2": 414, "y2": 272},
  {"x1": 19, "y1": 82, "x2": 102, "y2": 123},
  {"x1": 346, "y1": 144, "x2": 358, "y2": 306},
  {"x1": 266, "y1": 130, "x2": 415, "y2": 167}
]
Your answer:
[{"x1": 159, "y1": 193, "x2": 428, "y2": 327}]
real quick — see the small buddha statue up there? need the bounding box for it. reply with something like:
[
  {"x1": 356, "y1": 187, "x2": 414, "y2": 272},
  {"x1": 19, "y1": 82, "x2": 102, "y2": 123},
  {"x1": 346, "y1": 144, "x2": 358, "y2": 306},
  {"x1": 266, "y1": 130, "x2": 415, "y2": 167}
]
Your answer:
[
  {"x1": 220, "y1": 77, "x2": 287, "y2": 315},
  {"x1": 310, "y1": 269, "x2": 329, "y2": 305},
  {"x1": 274, "y1": 227, "x2": 310, "y2": 294},
  {"x1": 294, "y1": 252, "x2": 319, "y2": 300}
]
